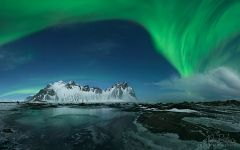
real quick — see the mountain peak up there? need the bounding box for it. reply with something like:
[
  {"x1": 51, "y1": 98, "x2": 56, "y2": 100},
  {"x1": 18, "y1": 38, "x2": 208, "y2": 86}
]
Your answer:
[
  {"x1": 112, "y1": 82, "x2": 129, "y2": 89},
  {"x1": 29, "y1": 81, "x2": 137, "y2": 103}
]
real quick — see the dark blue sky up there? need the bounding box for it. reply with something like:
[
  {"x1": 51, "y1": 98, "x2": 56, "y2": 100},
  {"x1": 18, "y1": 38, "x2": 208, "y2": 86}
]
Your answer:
[{"x1": 0, "y1": 20, "x2": 178, "y2": 101}]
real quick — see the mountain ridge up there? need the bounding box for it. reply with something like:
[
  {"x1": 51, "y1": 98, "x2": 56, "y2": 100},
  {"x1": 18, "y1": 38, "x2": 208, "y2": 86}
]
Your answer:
[{"x1": 29, "y1": 81, "x2": 137, "y2": 103}]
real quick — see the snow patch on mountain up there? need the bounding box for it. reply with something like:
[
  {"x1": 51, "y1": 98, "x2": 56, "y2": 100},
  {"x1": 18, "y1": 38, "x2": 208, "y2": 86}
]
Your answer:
[{"x1": 29, "y1": 81, "x2": 137, "y2": 103}]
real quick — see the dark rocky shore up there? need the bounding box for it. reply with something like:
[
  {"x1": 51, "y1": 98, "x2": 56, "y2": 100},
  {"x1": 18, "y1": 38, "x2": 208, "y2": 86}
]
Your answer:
[{"x1": 1, "y1": 100, "x2": 240, "y2": 149}]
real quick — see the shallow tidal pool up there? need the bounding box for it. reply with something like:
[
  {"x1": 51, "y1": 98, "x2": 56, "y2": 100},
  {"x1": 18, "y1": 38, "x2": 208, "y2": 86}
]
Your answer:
[{"x1": 1, "y1": 103, "x2": 240, "y2": 150}]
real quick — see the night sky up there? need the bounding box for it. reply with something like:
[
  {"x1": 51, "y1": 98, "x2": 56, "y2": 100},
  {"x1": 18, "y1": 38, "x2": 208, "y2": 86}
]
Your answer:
[
  {"x1": 0, "y1": 21, "x2": 178, "y2": 101},
  {"x1": 0, "y1": 0, "x2": 240, "y2": 101}
]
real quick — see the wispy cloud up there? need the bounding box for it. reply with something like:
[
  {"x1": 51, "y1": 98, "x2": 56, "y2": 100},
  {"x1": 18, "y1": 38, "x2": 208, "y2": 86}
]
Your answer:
[
  {"x1": 0, "y1": 47, "x2": 33, "y2": 71},
  {"x1": 81, "y1": 40, "x2": 117, "y2": 56},
  {"x1": 153, "y1": 67, "x2": 240, "y2": 101}
]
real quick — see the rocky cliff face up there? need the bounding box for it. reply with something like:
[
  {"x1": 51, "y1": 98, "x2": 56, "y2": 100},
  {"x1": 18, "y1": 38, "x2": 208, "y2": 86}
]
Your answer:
[{"x1": 29, "y1": 81, "x2": 137, "y2": 103}]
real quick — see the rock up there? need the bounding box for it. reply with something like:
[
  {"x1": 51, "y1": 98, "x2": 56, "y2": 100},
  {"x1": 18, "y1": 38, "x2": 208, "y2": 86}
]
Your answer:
[{"x1": 2, "y1": 128, "x2": 14, "y2": 133}]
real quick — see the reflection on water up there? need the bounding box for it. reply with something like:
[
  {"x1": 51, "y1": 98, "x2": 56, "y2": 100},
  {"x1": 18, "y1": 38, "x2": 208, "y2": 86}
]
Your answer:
[
  {"x1": 2, "y1": 105, "x2": 137, "y2": 150},
  {"x1": 1, "y1": 104, "x2": 240, "y2": 150},
  {"x1": 14, "y1": 107, "x2": 126, "y2": 129}
]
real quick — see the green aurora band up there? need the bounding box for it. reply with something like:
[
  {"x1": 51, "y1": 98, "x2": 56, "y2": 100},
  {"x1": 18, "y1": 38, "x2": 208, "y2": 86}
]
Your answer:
[
  {"x1": 1, "y1": 0, "x2": 240, "y2": 76},
  {"x1": 0, "y1": 88, "x2": 40, "y2": 98}
]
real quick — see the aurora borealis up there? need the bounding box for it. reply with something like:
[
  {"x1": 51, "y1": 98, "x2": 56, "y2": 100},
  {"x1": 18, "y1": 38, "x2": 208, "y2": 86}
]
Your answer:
[
  {"x1": 1, "y1": 0, "x2": 240, "y2": 76},
  {"x1": 0, "y1": 0, "x2": 240, "y2": 101}
]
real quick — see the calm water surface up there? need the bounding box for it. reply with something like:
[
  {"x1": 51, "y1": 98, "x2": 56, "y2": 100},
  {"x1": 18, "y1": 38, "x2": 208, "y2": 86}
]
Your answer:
[{"x1": 1, "y1": 103, "x2": 239, "y2": 150}]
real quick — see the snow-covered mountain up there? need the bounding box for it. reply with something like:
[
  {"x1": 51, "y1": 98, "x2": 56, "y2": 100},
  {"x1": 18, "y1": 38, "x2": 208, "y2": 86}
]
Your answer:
[{"x1": 29, "y1": 81, "x2": 137, "y2": 103}]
